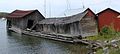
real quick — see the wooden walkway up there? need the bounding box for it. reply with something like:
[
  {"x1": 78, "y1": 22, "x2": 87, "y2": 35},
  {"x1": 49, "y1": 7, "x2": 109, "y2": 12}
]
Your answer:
[
  {"x1": 22, "y1": 30, "x2": 103, "y2": 49},
  {"x1": 7, "y1": 27, "x2": 103, "y2": 49},
  {"x1": 22, "y1": 31, "x2": 75, "y2": 43}
]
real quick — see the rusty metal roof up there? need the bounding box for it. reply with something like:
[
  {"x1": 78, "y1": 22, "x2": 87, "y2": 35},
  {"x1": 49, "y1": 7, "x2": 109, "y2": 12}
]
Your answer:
[{"x1": 7, "y1": 10, "x2": 37, "y2": 18}]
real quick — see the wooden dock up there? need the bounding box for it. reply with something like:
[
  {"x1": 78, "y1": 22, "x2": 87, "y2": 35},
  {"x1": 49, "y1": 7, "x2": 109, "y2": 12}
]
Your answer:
[
  {"x1": 7, "y1": 27, "x2": 102, "y2": 49},
  {"x1": 22, "y1": 31, "x2": 75, "y2": 43},
  {"x1": 22, "y1": 30, "x2": 102, "y2": 49}
]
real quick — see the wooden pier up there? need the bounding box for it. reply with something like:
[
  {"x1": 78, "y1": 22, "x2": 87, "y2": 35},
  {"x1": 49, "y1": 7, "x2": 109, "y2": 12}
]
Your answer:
[
  {"x1": 22, "y1": 31, "x2": 76, "y2": 43},
  {"x1": 22, "y1": 30, "x2": 102, "y2": 49}
]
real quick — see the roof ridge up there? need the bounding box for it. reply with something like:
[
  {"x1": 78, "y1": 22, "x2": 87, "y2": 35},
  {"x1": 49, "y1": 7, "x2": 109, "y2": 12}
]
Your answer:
[
  {"x1": 97, "y1": 8, "x2": 120, "y2": 15},
  {"x1": 7, "y1": 10, "x2": 37, "y2": 18},
  {"x1": 15, "y1": 9, "x2": 36, "y2": 11}
]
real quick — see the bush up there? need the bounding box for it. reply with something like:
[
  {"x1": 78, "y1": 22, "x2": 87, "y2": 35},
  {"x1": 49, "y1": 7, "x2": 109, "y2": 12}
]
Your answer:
[{"x1": 100, "y1": 25, "x2": 116, "y2": 36}]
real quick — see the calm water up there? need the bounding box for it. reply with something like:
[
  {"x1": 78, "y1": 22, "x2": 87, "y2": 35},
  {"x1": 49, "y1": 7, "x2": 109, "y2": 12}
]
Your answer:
[{"x1": 0, "y1": 19, "x2": 89, "y2": 54}]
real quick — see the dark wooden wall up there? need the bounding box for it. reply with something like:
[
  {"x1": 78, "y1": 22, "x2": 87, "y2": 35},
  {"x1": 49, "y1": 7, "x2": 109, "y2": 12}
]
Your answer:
[
  {"x1": 7, "y1": 10, "x2": 45, "y2": 32},
  {"x1": 20, "y1": 11, "x2": 45, "y2": 30},
  {"x1": 35, "y1": 9, "x2": 98, "y2": 36},
  {"x1": 80, "y1": 10, "x2": 98, "y2": 36}
]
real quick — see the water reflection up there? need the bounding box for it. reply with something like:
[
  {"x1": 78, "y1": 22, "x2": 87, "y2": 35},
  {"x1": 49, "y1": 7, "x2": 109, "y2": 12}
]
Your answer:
[{"x1": 0, "y1": 19, "x2": 89, "y2": 54}]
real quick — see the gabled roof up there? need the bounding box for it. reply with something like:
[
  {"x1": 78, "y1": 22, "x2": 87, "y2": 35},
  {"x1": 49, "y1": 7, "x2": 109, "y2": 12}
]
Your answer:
[
  {"x1": 97, "y1": 8, "x2": 120, "y2": 15},
  {"x1": 39, "y1": 8, "x2": 95, "y2": 25},
  {"x1": 7, "y1": 10, "x2": 38, "y2": 18},
  {"x1": 84, "y1": 8, "x2": 96, "y2": 16},
  {"x1": 39, "y1": 11, "x2": 88, "y2": 24}
]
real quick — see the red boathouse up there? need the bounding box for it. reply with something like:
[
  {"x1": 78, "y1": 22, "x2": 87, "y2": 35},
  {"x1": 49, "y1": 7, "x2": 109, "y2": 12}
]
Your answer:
[{"x1": 97, "y1": 8, "x2": 120, "y2": 32}]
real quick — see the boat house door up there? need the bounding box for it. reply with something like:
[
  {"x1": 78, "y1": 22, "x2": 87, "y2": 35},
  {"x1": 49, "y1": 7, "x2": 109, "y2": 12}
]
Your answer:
[{"x1": 27, "y1": 20, "x2": 34, "y2": 29}]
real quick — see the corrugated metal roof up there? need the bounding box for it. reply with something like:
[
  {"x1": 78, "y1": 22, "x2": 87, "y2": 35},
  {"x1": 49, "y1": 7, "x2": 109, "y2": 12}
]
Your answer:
[{"x1": 7, "y1": 10, "x2": 36, "y2": 18}]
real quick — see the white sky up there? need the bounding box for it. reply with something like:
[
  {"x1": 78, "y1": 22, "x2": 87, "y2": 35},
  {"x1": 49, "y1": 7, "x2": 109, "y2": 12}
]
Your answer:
[{"x1": 0, "y1": 0, "x2": 120, "y2": 17}]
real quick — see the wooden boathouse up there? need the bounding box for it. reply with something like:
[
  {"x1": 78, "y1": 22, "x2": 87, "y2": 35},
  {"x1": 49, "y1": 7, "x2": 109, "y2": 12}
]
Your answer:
[
  {"x1": 97, "y1": 8, "x2": 120, "y2": 32},
  {"x1": 36, "y1": 8, "x2": 98, "y2": 37},
  {"x1": 6, "y1": 8, "x2": 99, "y2": 43},
  {"x1": 6, "y1": 10, "x2": 45, "y2": 34}
]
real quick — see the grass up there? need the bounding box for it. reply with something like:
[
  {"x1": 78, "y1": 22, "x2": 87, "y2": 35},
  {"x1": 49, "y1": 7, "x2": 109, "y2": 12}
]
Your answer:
[
  {"x1": 96, "y1": 42, "x2": 120, "y2": 54},
  {"x1": 84, "y1": 33, "x2": 120, "y2": 54},
  {"x1": 85, "y1": 34, "x2": 120, "y2": 41},
  {"x1": 85, "y1": 25, "x2": 120, "y2": 41},
  {"x1": 84, "y1": 26, "x2": 120, "y2": 54}
]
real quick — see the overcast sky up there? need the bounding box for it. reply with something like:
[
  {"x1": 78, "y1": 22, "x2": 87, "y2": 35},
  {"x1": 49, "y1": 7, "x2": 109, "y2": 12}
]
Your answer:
[{"x1": 0, "y1": 0, "x2": 120, "y2": 17}]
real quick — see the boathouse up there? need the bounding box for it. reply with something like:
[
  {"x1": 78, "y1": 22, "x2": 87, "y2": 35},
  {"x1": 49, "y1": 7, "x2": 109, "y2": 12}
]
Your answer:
[
  {"x1": 97, "y1": 8, "x2": 120, "y2": 31},
  {"x1": 36, "y1": 8, "x2": 98, "y2": 37},
  {"x1": 6, "y1": 10, "x2": 45, "y2": 33}
]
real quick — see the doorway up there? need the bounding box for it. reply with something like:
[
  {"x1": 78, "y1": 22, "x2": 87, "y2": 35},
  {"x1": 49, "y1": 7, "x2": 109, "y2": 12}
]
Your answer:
[
  {"x1": 7, "y1": 20, "x2": 11, "y2": 28},
  {"x1": 27, "y1": 20, "x2": 34, "y2": 29}
]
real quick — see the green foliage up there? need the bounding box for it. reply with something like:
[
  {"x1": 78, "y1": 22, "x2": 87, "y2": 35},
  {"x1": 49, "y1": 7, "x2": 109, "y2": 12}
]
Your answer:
[
  {"x1": 110, "y1": 48, "x2": 120, "y2": 54},
  {"x1": 100, "y1": 26, "x2": 109, "y2": 35},
  {"x1": 100, "y1": 25, "x2": 116, "y2": 36},
  {"x1": 0, "y1": 12, "x2": 9, "y2": 18},
  {"x1": 85, "y1": 24, "x2": 120, "y2": 54},
  {"x1": 96, "y1": 48, "x2": 120, "y2": 54},
  {"x1": 85, "y1": 24, "x2": 120, "y2": 41}
]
